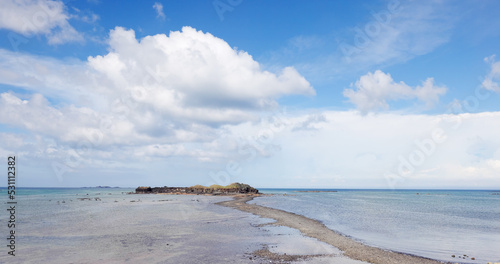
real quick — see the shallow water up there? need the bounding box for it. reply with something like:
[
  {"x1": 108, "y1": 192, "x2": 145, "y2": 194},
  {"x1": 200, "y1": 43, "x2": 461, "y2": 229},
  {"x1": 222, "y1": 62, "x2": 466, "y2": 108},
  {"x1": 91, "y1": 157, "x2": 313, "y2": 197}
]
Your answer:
[
  {"x1": 0, "y1": 188, "x2": 260, "y2": 263},
  {"x1": 0, "y1": 187, "x2": 365, "y2": 263},
  {"x1": 253, "y1": 189, "x2": 500, "y2": 263}
]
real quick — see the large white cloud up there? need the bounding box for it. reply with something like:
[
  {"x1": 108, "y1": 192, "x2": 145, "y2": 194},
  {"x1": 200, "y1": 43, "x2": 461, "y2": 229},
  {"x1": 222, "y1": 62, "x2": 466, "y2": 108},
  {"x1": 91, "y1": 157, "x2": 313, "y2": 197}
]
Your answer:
[
  {"x1": 87, "y1": 26, "x2": 314, "y2": 116},
  {"x1": 223, "y1": 110, "x2": 500, "y2": 189},
  {"x1": 0, "y1": 0, "x2": 82, "y2": 44},
  {"x1": 2, "y1": 94, "x2": 500, "y2": 188},
  {"x1": 0, "y1": 26, "x2": 314, "y2": 165},
  {"x1": 0, "y1": 26, "x2": 314, "y2": 130},
  {"x1": 343, "y1": 70, "x2": 447, "y2": 114}
]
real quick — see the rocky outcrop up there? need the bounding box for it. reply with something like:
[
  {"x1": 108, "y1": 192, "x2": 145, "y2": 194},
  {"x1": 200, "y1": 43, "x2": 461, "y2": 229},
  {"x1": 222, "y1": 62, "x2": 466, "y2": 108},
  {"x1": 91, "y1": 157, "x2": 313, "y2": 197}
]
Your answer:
[
  {"x1": 135, "y1": 183, "x2": 259, "y2": 195},
  {"x1": 135, "y1": 186, "x2": 152, "y2": 193}
]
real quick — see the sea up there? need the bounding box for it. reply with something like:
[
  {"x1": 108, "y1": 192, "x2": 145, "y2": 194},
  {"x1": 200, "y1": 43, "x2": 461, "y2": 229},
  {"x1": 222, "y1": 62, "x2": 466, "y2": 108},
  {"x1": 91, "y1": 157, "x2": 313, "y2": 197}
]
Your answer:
[
  {"x1": 1, "y1": 188, "x2": 499, "y2": 263},
  {"x1": 254, "y1": 189, "x2": 500, "y2": 264}
]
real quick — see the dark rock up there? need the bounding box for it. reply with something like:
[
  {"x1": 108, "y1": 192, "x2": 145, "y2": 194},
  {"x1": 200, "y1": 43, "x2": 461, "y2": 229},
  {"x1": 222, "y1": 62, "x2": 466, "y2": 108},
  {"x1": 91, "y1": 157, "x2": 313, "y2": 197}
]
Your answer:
[
  {"x1": 136, "y1": 186, "x2": 152, "y2": 193},
  {"x1": 135, "y1": 183, "x2": 259, "y2": 195}
]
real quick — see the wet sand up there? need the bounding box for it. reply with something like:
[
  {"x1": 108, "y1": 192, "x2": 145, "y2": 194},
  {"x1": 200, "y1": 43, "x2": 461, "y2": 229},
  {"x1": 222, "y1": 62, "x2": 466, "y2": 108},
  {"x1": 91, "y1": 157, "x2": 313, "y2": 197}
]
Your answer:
[{"x1": 217, "y1": 195, "x2": 449, "y2": 264}]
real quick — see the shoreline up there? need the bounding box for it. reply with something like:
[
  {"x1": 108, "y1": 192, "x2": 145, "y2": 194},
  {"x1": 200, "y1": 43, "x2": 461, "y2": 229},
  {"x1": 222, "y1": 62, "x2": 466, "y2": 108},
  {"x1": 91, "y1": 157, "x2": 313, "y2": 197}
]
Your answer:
[{"x1": 217, "y1": 195, "x2": 449, "y2": 264}]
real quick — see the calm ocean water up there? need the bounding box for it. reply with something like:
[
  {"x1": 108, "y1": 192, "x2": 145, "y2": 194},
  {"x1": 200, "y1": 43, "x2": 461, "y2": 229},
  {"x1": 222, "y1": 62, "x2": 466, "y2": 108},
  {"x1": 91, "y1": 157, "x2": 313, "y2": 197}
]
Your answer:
[
  {"x1": 2, "y1": 188, "x2": 499, "y2": 263},
  {"x1": 254, "y1": 189, "x2": 500, "y2": 263},
  {"x1": 4, "y1": 187, "x2": 136, "y2": 196}
]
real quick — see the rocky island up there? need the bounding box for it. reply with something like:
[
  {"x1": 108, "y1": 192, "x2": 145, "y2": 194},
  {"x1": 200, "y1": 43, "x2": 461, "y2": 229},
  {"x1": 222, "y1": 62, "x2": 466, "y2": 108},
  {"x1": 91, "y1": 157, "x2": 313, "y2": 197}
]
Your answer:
[{"x1": 135, "y1": 182, "x2": 259, "y2": 195}]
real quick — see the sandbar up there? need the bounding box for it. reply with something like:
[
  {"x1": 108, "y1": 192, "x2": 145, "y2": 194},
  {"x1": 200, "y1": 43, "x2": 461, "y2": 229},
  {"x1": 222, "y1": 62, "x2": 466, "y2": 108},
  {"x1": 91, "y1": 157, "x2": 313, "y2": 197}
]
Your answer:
[{"x1": 217, "y1": 195, "x2": 449, "y2": 264}]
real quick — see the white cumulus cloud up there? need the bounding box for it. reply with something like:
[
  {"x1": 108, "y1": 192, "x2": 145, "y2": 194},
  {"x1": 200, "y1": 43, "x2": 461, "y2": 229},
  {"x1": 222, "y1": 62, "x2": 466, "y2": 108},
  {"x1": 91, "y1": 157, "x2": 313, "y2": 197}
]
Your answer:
[
  {"x1": 0, "y1": 0, "x2": 83, "y2": 44},
  {"x1": 344, "y1": 70, "x2": 447, "y2": 114},
  {"x1": 87, "y1": 26, "x2": 314, "y2": 126},
  {"x1": 0, "y1": 26, "x2": 314, "y2": 163}
]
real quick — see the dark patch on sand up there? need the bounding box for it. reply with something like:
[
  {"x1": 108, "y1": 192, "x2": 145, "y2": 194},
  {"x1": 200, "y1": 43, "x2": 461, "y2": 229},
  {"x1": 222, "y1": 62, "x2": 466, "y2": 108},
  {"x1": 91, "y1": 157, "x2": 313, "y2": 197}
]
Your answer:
[{"x1": 248, "y1": 246, "x2": 329, "y2": 263}]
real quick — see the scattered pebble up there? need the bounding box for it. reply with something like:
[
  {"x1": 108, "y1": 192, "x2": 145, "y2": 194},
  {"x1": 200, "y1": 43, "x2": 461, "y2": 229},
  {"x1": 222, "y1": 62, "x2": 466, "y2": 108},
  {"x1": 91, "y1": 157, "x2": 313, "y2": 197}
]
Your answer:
[{"x1": 451, "y1": 254, "x2": 476, "y2": 261}]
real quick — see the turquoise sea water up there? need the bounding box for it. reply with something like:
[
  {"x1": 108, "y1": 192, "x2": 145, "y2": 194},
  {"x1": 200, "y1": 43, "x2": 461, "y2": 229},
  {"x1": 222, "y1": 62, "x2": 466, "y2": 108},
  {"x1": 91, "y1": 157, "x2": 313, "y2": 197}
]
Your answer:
[{"x1": 254, "y1": 189, "x2": 500, "y2": 264}]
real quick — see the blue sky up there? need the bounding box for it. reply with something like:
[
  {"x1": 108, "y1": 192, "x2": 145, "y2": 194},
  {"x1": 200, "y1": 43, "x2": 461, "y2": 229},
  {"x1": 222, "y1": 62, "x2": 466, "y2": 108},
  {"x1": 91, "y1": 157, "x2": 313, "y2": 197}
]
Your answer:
[{"x1": 0, "y1": 0, "x2": 500, "y2": 189}]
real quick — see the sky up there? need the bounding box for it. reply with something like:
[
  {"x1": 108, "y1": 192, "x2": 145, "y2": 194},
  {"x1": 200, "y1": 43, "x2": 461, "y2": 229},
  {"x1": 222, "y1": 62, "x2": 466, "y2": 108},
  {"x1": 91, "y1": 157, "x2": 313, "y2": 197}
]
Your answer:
[{"x1": 0, "y1": 0, "x2": 500, "y2": 189}]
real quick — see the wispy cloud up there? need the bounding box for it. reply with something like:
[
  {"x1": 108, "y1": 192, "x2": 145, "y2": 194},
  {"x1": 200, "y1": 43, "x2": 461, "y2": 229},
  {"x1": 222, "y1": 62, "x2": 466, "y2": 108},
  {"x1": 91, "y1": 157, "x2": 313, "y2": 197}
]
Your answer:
[
  {"x1": 266, "y1": 0, "x2": 457, "y2": 81},
  {"x1": 339, "y1": 0, "x2": 454, "y2": 67},
  {"x1": 152, "y1": 2, "x2": 166, "y2": 20},
  {"x1": 482, "y1": 55, "x2": 500, "y2": 92}
]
